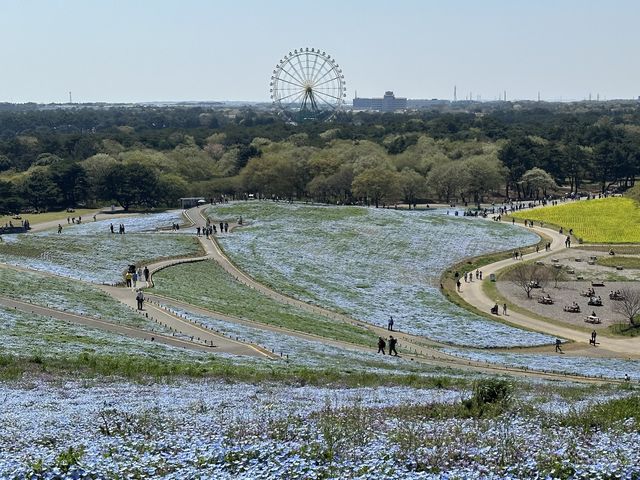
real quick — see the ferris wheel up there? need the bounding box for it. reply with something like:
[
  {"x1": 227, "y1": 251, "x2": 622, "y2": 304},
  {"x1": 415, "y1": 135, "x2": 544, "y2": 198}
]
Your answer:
[{"x1": 270, "y1": 48, "x2": 346, "y2": 121}]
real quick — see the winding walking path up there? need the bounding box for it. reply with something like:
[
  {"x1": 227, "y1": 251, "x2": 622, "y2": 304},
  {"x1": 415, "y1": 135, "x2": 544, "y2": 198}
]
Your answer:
[
  {"x1": 456, "y1": 222, "x2": 640, "y2": 357},
  {"x1": 0, "y1": 205, "x2": 635, "y2": 382}
]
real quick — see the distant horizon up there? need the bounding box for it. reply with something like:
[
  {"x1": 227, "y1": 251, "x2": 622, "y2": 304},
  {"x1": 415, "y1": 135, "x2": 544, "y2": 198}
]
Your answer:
[
  {"x1": 2, "y1": 1, "x2": 640, "y2": 104},
  {"x1": 3, "y1": 96, "x2": 639, "y2": 106}
]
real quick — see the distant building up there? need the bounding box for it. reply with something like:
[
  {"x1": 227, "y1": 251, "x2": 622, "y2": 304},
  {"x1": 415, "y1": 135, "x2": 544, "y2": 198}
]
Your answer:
[{"x1": 353, "y1": 91, "x2": 407, "y2": 112}]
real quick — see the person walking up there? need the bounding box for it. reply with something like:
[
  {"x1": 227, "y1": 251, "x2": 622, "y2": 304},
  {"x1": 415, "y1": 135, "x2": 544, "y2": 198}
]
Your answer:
[
  {"x1": 502, "y1": 303, "x2": 507, "y2": 315},
  {"x1": 224, "y1": 222, "x2": 229, "y2": 233},
  {"x1": 136, "y1": 289, "x2": 144, "y2": 310},
  {"x1": 388, "y1": 316, "x2": 394, "y2": 331},
  {"x1": 388, "y1": 336, "x2": 398, "y2": 356},
  {"x1": 57, "y1": 224, "x2": 62, "y2": 234},
  {"x1": 125, "y1": 271, "x2": 132, "y2": 288},
  {"x1": 377, "y1": 336, "x2": 386, "y2": 355},
  {"x1": 132, "y1": 272, "x2": 138, "y2": 288},
  {"x1": 555, "y1": 338, "x2": 563, "y2": 353},
  {"x1": 591, "y1": 330, "x2": 597, "y2": 346},
  {"x1": 143, "y1": 266, "x2": 150, "y2": 283}
]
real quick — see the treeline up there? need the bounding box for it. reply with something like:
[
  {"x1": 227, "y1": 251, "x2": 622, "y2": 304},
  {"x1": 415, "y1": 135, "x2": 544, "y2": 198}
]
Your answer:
[{"x1": 0, "y1": 104, "x2": 639, "y2": 213}]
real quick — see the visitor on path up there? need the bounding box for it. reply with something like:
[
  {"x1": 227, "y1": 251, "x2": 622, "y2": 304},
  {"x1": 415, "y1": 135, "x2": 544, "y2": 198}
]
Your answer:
[
  {"x1": 93, "y1": 214, "x2": 97, "y2": 222},
  {"x1": 377, "y1": 336, "x2": 386, "y2": 355},
  {"x1": 224, "y1": 222, "x2": 229, "y2": 233},
  {"x1": 503, "y1": 303, "x2": 507, "y2": 315},
  {"x1": 125, "y1": 272, "x2": 132, "y2": 288},
  {"x1": 456, "y1": 279, "x2": 461, "y2": 292},
  {"x1": 67, "y1": 217, "x2": 70, "y2": 224},
  {"x1": 590, "y1": 330, "x2": 597, "y2": 346},
  {"x1": 491, "y1": 304, "x2": 499, "y2": 315},
  {"x1": 57, "y1": 224, "x2": 62, "y2": 234},
  {"x1": 388, "y1": 336, "x2": 398, "y2": 356},
  {"x1": 479, "y1": 271, "x2": 483, "y2": 280},
  {"x1": 565, "y1": 236, "x2": 571, "y2": 248},
  {"x1": 464, "y1": 273, "x2": 468, "y2": 282},
  {"x1": 110, "y1": 223, "x2": 114, "y2": 234},
  {"x1": 625, "y1": 374, "x2": 630, "y2": 382},
  {"x1": 388, "y1": 316, "x2": 394, "y2": 331},
  {"x1": 132, "y1": 272, "x2": 138, "y2": 287},
  {"x1": 137, "y1": 267, "x2": 143, "y2": 283},
  {"x1": 555, "y1": 339, "x2": 563, "y2": 353},
  {"x1": 219, "y1": 222, "x2": 224, "y2": 232},
  {"x1": 136, "y1": 289, "x2": 144, "y2": 310},
  {"x1": 197, "y1": 226, "x2": 201, "y2": 236},
  {"x1": 143, "y1": 266, "x2": 150, "y2": 282}
]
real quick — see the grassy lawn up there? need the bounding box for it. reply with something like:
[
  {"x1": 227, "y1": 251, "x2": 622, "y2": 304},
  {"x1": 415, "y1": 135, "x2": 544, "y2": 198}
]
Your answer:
[
  {"x1": 597, "y1": 256, "x2": 640, "y2": 269},
  {"x1": 607, "y1": 322, "x2": 640, "y2": 337},
  {"x1": 152, "y1": 260, "x2": 378, "y2": 347},
  {"x1": 511, "y1": 197, "x2": 640, "y2": 243},
  {"x1": 0, "y1": 209, "x2": 97, "y2": 227}
]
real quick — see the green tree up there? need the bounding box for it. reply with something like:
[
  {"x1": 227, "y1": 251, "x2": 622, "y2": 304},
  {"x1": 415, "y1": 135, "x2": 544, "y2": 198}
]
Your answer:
[
  {"x1": 462, "y1": 156, "x2": 504, "y2": 206},
  {"x1": 51, "y1": 163, "x2": 89, "y2": 207},
  {"x1": 101, "y1": 163, "x2": 159, "y2": 211},
  {"x1": 22, "y1": 169, "x2": 61, "y2": 211},
  {"x1": 427, "y1": 161, "x2": 467, "y2": 204},
  {"x1": 351, "y1": 167, "x2": 400, "y2": 207},
  {"x1": 398, "y1": 168, "x2": 427, "y2": 208},
  {"x1": 519, "y1": 167, "x2": 558, "y2": 200},
  {"x1": 157, "y1": 174, "x2": 188, "y2": 207}
]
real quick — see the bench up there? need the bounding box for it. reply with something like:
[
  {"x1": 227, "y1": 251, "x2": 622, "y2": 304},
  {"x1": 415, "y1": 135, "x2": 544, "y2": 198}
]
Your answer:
[{"x1": 592, "y1": 281, "x2": 605, "y2": 287}]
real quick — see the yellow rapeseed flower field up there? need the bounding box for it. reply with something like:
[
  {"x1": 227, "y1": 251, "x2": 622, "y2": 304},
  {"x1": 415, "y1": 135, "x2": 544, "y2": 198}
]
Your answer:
[{"x1": 512, "y1": 197, "x2": 640, "y2": 243}]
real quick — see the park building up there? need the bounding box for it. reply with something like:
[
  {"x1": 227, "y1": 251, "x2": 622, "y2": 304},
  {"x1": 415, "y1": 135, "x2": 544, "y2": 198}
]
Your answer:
[{"x1": 353, "y1": 91, "x2": 407, "y2": 112}]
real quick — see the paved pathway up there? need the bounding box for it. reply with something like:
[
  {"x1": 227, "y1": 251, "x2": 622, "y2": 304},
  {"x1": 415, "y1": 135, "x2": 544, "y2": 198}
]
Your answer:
[
  {"x1": 0, "y1": 295, "x2": 219, "y2": 354},
  {"x1": 457, "y1": 222, "x2": 640, "y2": 357}
]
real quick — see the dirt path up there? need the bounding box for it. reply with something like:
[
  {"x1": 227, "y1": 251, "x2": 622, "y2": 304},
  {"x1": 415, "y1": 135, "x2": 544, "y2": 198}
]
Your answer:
[
  {"x1": 141, "y1": 290, "x2": 622, "y2": 385},
  {"x1": 0, "y1": 295, "x2": 222, "y2": 354},
  {"x1": 457, "y1": 223, "x2": 640, "y2": 357}
]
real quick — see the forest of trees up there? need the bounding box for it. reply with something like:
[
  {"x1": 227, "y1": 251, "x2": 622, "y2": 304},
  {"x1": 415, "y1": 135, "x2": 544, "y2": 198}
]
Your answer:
[{"x1": 0, "y1": 102, "x2": 639, "y2": 213}]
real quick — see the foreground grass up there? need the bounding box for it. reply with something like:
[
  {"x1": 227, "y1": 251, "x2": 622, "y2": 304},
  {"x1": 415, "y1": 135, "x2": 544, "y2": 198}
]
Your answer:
[
  {"x1": 152, "y1": 261, "x2": 378, "y2": 347},
  {"x1": 0, "y1": 352, "x2": 467, "y2": 389},
  {"x1": 512, "y1": 197, "x2": 640, "y2": 243}
]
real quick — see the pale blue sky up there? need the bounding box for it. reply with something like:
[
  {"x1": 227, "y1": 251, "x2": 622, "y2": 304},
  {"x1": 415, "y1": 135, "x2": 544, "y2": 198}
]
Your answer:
[{"x1": 1, "y1": 0, "x2": 638, "y2": 103}]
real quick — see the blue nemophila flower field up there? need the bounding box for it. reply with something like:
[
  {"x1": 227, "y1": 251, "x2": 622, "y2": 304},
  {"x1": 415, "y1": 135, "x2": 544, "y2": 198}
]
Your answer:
[
  {"x1": 0, "y1": 379, "x2": 637, "y2": 479},
  {"x1": 0, "y1": 212, "x2": 199, "y2": 284},
  {"x1": 211, "y1": 202, "x2": 554, "y2": 347}
]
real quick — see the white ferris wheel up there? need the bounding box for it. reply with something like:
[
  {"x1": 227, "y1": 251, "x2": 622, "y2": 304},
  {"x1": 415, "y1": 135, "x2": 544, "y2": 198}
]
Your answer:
[{"x1": 270, "y1": 48, "x2": 346, "y2": 121}]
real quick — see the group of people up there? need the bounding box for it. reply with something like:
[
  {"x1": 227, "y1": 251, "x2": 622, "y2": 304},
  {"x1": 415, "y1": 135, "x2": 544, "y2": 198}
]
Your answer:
[
  {"x1": 490, "y1": 303, "x2": 508, "y2": 315},
  {"x1": 377, "y1": 335, "x2": 398, "y2": 356},
  {"x1": 66, "y1": 216, "x2": 82, "y2": 224},
  {"x1": 109, "y1": 223, "x2": 126, "y2": 234},
  {"x1": 125, "y1": 265, "x2": 150, "y2": 288},
  {"x1": 462, "y1": 270, "x2": 484, "y2": 283}
]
